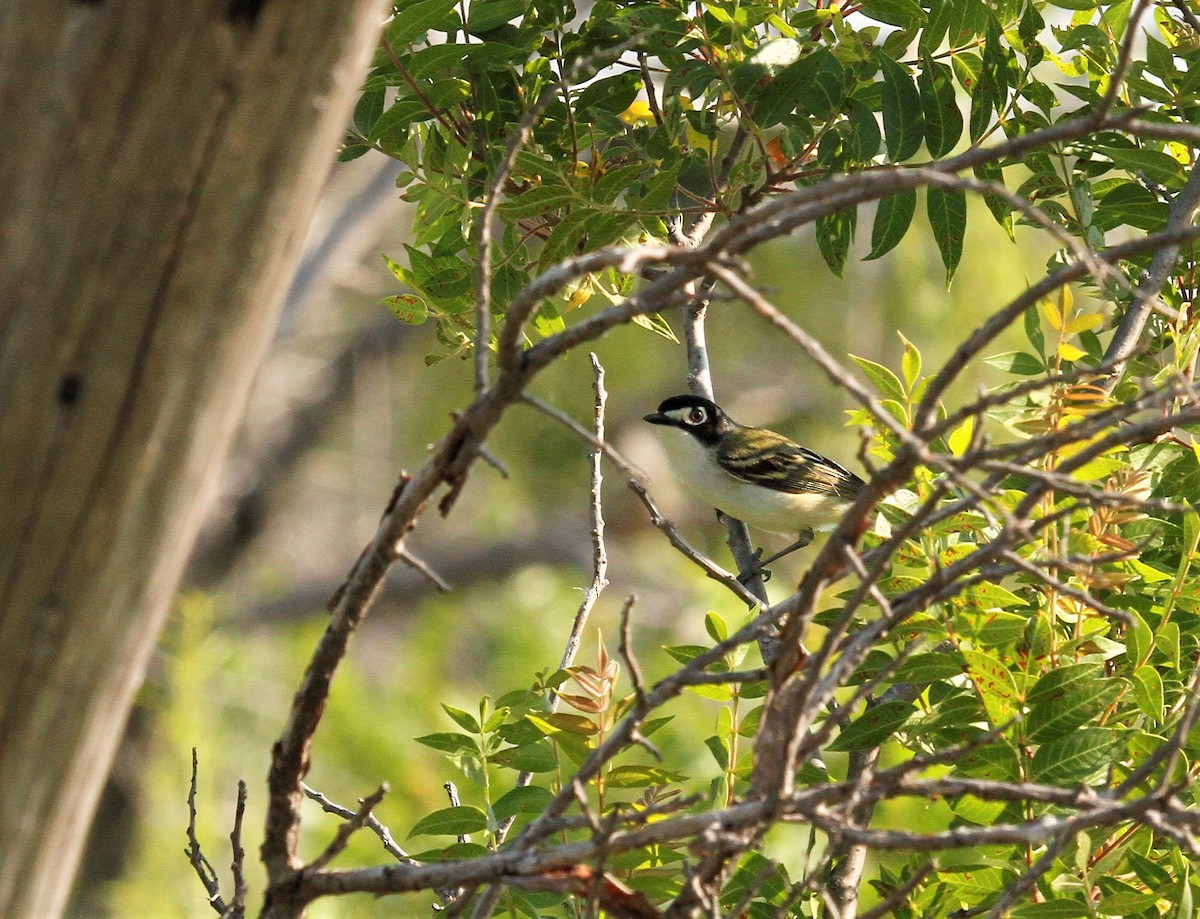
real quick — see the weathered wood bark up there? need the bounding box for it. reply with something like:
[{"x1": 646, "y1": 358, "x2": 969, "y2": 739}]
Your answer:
[{"x1": 0, "y1": 2, "x2": 391, "y2": 916}]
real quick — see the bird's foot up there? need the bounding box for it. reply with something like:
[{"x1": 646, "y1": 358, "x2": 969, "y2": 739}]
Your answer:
[{"x1": 737, "y1": 562, "x2": 772, "y2": 585}]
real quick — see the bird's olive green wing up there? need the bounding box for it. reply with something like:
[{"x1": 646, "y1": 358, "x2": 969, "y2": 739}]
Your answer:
[{"x1": 717, "y1": 427, "x2": 864, "y2": 500}]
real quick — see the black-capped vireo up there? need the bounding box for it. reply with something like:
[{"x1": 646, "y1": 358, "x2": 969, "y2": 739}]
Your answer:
[{"x1": 644, "y1": 394, "x2": 865, "y2": 557}]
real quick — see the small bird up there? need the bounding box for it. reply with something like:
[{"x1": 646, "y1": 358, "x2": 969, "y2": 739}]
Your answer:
[{"x1": 644, "y1": 394, "x2": 865, "y2": 564}]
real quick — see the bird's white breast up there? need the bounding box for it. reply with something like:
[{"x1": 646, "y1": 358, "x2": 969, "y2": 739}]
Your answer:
[{"x1": 654, "y1": 427, "x2": 847, "y2": 535}]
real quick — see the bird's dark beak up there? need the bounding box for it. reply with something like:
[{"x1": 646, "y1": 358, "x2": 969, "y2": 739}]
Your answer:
[{"x1": 643, "y1": 411, "x2": 668, "y2": 425}]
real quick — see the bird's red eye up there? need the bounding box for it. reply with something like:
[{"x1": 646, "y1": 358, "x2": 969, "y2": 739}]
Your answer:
[{"x1": 687, "y1": 407, "x2": 706, "y2": 424}]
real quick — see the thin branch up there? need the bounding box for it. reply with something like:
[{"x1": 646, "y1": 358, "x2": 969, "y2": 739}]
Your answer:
[
  {"x1": 618, "y1": 595, "x2": 649, "y2": 714},
  {"x1": 225, "y1": 781, "x2": 248, "y2": 919},
  {"x1": 1093, "y1": 0, "x2": 1149, "y2": 124},
  {"x1": 493, "y1": 356, "x2": 614, "y2": 854},
  {"x1": 520, "y1": 394, "x2": 650, "y2": 483},
  {"x1": 1170, "y1": 0, "x2": 1200, "y2": 32},
  {"x1": 628, "y1": 480, "x2": 763, "y2": 607},
  {"x1": 309, "y1": 784, "x2": 389, "y2": 872},
  {"x1": 556, "y1": 354, "x2": 611, "y2": 677},
  {"x1": 186, "y1": 749, "x2": 228, "y2": 916},
  {"x1": 982, "y1": 830, "x2": 1073, "y2": 919},
  {"x1": 1103, "y1": 157, "x2": 1200, "y2": 386},
  {"x1": 302, "y1": 783, "x2": 413, "y2": 863},
  {"x1": 399, "y1": 549, "x2": 451, "y2": 593},
  {"x1": 855, "y1": 862, "x2": 936, "y2": 919}
]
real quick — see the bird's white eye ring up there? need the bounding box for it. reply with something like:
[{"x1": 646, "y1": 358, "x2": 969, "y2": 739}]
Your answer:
[{"x1": 687, "y1": 407, "x2": 707, "y2": 425}]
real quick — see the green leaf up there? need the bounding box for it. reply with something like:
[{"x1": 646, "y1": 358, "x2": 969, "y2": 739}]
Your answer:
[
  {"x1": 899, "y1": 332, "x2": 922, "y2": 389},
  {"x1": 492, "y1": 742, "x2": 558, "y2": 772},
  {"x1": 1132, "y1": 666, "x2": 1164, "y2": 723},
  {"x1": 576, "y1": 73, "x2": 641, "y2": 121},
  {"x1": 663, "y1": 644, "x2": 709, "y2": 666},
  {"x1": 1095, "y1": 182, "x2": 1170, "y2": 231},
  {"x1": 631, "y1": 312, "x2": 679, "y2": 342},
  {"x1": 950, "y1": 793, "x2": 1005, "y2": 826},
  {"x1": 1029, "y1": 728, "x2": 1125, "y2": 786},
  {"x1": 851, "y1": 355, "x2": 907, "y2": 402},
  {"x1": 926, "y1": 186, "x2": 967, "y2": 285},
  {"x1": 1097, "y1": 146, "x2": 1186, "y2": 189},
  {"x1": 605, "y1": 765, "x2": 685, "y2": 788},
  {"x1": 526, "y1": 712, "x2": 598, "y2": 735},
  {"x1": 353, "y1": 87, "x2": 385, "y2": 136},
  {"x1": 381, "y1": 294, "x2": 429, "y2": 325},
  {"x1": 386, "y1": 0, "x2": 460, "y2": 47},
  {"x1": 408, "y1": 805, "x2": 488, "y2": 838},
  {"x1": 942, "y1": 866, "x2": 1016, "y2": 901},
  {"x1": 865, "y1": 189, "x2": 916, "y2": 261},
  {"x1": 705, "y1": 735, "x2": 730, "y2": 770},
  {"x1": 827, "y1": 700, "x2": 916, "y2": 752},
  {"x1": 1025, "y1": 665, "x2": 1124, "y2": 742},
  {"x1": 973, "y1": 611, "x2": 1029, "y2": 647},
  {"x1": 467, "y1": 0, "x2": 524, "y2": 33},
  {"x1": 919, "y1": 57, "x2": 962, "y2": 157},
  {"x1": 414, "y1": 732, "x2": 480, "y2": 754},
  {"x1": 962, "y1": 649, "x2": 1019, "y2": 726},
  {"x1": 755, "y1": 49, "x2": 845, "y2": 127},
  {"x1": 892, "y1": 650, "x2": 965, "y2": 684},
  {"x1": 816, "y1": 206, "x2": 856, "y2": 277},
  {"x1": 1010, "y1": 900, "x2": 1093, "y2": 918},
  {"x1": 859, "y1": 0, "x2": 926, "y2": 26},
  {"x1": 1024, "y1": 302, "x2": 1046, "y2": 354},
  {"x1": 409, "y1": 842, "x2": 490, "y2": 863},
  {"x1": 1126, "y1": 608, "x2": 1153, "y2": 665},
  {"x1": 973, "y1": 161, "x2": 1014, "y2": 240},
  {"x1": 442, "y1": 704, "x2": 480, "y2": 733},
  {"x1": 984, "y1": 350, "x2": 1046, "y2": 375},
  {"x1": 367, "y1": 99, "x2": 434, "y2": 143},
  {"x1": 492, "y1": 786, "x2": 554, "y2": 822},
  {"x1": 498, "y1": 185, "x2": 579, "y2": 219},
  {"x1": 878, "y1": 53, "x2": 924, "y2": 162},
  {"x1": 337, "y1": 143, "x2": 372, "y2": 162},
  {"x1": 704, "y1": 611, "x2": 727, "y2": 643},
  {"x1": 846, "y1": 97, "x2": 882, "y2": 160}
]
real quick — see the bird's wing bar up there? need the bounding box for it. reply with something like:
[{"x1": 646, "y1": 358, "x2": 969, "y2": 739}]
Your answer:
[{"x1": 718, "y1": 433, "x2": 864, "y2": 500}]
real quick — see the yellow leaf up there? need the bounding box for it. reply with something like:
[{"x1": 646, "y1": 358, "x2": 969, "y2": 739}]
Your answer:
[
  {"x1": 1057, "y1": 341, "x2": 1087, "y2": 361},
  {"x1": 1039, "y1": 296, "x2": 1063, "y2": 332},
  {"x1": 1064, "y1": 312, "x2": 1104, "y2": 335},
  {"x1": 619, "y1": 99, "x2": 655, "y2": 126},
  {"x1": 1190, "y1": 437, "x2": 1200, "y2": 468},
  {"x1": 1057, "y1": 283, "x2": 1074, "y2": 315},
  {"x1": 947, "y1": 416, "x2": 975, "y2": 457},
  {"x1": 1168, "y1": 141, "x2": 1192, "y2": 165},
  {"x1": 564, "y1": 279, "x2": 594, "y2": 309}
]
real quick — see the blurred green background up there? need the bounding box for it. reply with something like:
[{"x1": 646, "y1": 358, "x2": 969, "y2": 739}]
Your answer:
[{"x1": 81, "y1": 157, "x2": 1058, "y2": 918}]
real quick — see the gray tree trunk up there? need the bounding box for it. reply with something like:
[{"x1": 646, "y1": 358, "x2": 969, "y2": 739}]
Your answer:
[{"x1": 0, "y1": 2, "x2": 391, "y2": 916}]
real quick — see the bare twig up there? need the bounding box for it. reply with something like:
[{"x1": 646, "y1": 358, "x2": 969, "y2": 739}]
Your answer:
[
  {"x1": 628, "y1": 480, "x2": 762, "y2": 607},
  {"x1": 556, "y1": 354, "x2": 612, "y2": 677},
  {"x1": 226, "y1": 781, "x2": 248, "y2": 919},
  {"x1": 1170, "y1": 0, "x2": 1200, "y2": 32},
  {"x1": 399, "y1": 549, "x2": 451, "y2": 593},
  {"x1": 1108, "y1": 157, "x2": 1200, "y2": 385},
  {"x1": 1094, "y1": 0, "x2": 1149, "y2": 124},
  {"x1": 186, "y1": 749, "x2": 228, "y2": 916},
  {"x1": 302, "y1": 783, "x2": 413, "y2": 863},
  {"x1": 618, "y1": 595, "x2": 649, "y2": 714},
  {"x1": 309, "y1": 784, "x2": 389, "y2": 872}
]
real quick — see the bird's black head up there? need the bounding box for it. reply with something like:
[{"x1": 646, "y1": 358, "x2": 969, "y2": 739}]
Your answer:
[{"x1": 643, "y1": 394, "x2": 733, "y2": 446}]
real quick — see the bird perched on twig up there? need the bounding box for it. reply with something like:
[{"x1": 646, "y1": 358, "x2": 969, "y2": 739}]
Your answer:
[{"x1": 644, "y1": 394, "x2": 865, "y2": 571}]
